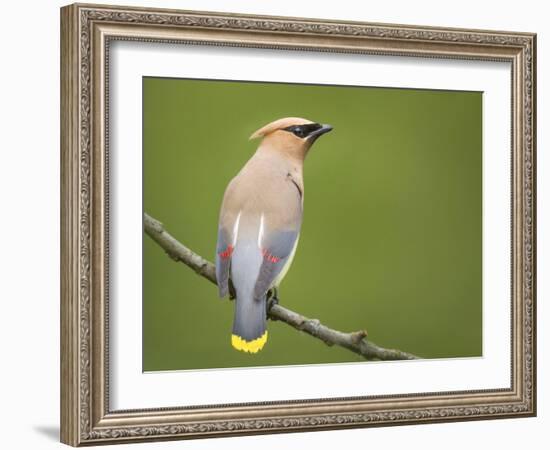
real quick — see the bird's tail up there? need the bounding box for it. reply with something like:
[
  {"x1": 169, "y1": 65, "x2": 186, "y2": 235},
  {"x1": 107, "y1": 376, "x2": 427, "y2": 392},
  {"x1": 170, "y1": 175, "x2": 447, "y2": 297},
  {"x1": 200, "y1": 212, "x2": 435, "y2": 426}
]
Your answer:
[{"x1": 231, "y1": 290, "x2": 268, "y2": 353}]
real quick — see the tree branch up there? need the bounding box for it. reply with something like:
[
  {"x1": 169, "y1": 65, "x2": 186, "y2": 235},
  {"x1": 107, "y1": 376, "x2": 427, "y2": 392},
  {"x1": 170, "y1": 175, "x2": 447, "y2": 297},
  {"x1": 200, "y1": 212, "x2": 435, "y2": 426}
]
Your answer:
[{"x1": 144, "y1": 213, "x2": 420, "y2": 361}]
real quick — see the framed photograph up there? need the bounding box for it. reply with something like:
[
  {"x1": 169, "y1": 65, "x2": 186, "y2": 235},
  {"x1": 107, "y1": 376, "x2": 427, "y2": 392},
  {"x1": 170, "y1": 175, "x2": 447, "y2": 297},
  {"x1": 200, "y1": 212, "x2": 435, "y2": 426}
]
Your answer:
[{"x1": 60, "y1": 3, "x2": 536, "y2": 446}]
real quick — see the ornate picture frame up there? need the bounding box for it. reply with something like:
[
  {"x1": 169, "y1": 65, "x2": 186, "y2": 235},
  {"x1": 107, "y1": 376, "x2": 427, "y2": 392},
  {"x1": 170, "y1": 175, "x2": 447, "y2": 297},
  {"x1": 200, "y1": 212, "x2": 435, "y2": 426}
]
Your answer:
[{"x1": 60, "y1": 3, "x2": 536, "y2": 446}]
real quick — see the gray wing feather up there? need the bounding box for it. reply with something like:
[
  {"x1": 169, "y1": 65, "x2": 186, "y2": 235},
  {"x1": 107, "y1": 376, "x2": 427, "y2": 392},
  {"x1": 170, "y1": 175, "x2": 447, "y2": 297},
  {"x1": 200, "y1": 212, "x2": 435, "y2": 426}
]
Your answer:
[
  {"x1": 253, "y1": 230, "x2": 298, "y2": 299},
  {"x1": 215, "y1": 227, "x2": 232, "y2": 298}
]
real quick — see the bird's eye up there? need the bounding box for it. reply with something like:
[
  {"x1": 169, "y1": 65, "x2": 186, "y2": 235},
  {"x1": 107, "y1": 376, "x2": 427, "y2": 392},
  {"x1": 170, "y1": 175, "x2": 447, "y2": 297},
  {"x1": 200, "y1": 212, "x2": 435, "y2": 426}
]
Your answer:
[{"x1": 292, "y1": 126, "x2": 306, "y2": 138}]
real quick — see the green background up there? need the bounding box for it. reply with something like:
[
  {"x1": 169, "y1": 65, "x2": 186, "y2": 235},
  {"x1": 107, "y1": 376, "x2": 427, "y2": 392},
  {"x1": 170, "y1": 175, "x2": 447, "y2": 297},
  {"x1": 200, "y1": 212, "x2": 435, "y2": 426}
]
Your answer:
[{"x1": 143, "y1": 77, "x2": 482, "y2": 371}]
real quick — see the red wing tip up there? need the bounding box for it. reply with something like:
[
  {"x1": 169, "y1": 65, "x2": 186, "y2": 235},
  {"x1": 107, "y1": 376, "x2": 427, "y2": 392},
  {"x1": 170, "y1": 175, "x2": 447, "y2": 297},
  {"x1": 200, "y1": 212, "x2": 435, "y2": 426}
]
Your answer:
[
  {"x1": 218, "y1": 245, "x2": 234, "y2": 259},
  {"x1": 261, "y1": 249, "x2": 280, "y2": 263}
]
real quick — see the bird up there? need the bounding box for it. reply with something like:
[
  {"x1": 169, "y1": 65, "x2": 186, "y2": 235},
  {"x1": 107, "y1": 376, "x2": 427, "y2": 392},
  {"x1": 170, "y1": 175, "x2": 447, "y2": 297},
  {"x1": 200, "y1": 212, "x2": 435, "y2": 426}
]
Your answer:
[{"x1": 215, "y1": 117, "x2": 333, "y2": 353}]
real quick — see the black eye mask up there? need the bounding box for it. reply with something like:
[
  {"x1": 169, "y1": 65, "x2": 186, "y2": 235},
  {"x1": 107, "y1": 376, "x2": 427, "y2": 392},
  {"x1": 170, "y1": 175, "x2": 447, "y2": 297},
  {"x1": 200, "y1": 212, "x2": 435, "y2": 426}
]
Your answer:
[{"x1": 283, "y1": 123, "x2": 322, "y2": 139}]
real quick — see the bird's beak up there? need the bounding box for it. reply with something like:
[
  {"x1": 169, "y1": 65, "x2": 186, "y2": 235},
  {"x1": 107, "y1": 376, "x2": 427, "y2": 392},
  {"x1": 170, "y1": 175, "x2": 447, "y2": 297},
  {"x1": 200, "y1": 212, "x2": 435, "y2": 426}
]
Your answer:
[{"x1": 308, "y1": 124, "x2": 333, "y2": 141}]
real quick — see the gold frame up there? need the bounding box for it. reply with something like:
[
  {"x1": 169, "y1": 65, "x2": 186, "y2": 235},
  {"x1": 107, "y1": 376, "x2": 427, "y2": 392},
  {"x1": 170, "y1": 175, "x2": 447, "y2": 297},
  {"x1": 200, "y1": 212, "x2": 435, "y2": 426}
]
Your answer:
[{"x1": 60, "y1": 2, "x2": 537, "y2": 446}]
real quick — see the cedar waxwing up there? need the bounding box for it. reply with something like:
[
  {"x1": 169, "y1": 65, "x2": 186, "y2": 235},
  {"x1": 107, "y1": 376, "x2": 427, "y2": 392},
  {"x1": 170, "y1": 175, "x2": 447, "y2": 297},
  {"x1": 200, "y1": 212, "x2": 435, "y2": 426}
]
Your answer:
[{"x1": 216, "y1": 117, "x2": 333, "y2": 353}]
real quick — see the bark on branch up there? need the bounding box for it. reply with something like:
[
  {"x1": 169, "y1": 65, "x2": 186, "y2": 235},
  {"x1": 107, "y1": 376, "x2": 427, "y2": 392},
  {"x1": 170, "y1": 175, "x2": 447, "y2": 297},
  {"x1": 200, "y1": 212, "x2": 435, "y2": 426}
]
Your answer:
[{"x1": 144, "y1": 213, "x2": 420, "y2": 361}]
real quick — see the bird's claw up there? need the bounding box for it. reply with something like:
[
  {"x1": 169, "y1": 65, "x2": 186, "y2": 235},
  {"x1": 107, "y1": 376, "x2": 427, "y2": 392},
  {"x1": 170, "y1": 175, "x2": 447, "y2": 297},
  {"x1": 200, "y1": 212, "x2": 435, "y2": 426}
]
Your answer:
[
  {"x1": 267, "y1": 296, "x2": 279, "y2": 311},
  {"x1": 266, "y1": 289, "x2": 280, "y2": 320}
]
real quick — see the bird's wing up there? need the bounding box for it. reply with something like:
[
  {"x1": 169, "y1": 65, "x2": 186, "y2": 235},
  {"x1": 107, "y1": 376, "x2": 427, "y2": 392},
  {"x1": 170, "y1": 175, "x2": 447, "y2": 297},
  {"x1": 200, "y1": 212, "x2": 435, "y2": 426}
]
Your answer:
[
  {"x1": 216, "y1": 177, "x2": 242, "y2": 298},
  {"x1": 215, "y1": 224, "x2": 234, "y2": 298},
  {"x1": 253, "y1": 228, "x2": 299, "y2": 299}
]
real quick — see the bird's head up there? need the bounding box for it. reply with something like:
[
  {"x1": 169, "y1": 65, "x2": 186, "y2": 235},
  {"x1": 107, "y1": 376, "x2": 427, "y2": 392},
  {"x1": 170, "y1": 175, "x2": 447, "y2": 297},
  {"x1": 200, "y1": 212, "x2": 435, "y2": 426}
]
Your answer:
[{"x1": 250, "y1": 117, "x2": 333, "y2": 160}]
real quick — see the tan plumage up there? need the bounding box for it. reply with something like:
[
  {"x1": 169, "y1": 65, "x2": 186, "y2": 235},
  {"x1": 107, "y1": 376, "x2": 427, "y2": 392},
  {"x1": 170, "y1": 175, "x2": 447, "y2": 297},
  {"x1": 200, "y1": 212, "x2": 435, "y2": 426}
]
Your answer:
[{"x1": 216, "y1": 117, "x2": 333, "y2": 353}]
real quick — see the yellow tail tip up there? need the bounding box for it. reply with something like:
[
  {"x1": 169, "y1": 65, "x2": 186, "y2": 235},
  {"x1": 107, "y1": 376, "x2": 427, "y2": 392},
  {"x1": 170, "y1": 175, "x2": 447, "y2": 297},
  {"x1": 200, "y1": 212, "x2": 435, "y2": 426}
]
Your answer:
[{"x1": 231, "y1": 331, "x2": 268, "y2": 353}]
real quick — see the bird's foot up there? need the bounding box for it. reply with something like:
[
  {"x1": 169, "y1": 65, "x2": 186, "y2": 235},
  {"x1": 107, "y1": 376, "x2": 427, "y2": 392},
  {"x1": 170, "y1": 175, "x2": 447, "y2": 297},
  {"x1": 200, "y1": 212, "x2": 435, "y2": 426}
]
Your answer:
[
  {"x1": 266, "y1": 288, "x2": 280, "y2": 320},
  {"x1": 267, "y1": 295, "x2": 279, "y2": 311}
]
